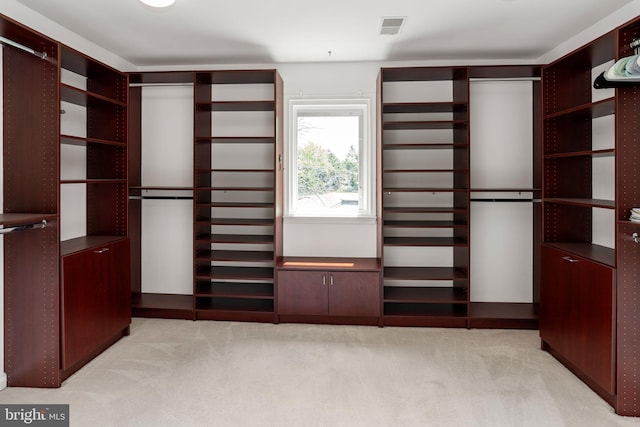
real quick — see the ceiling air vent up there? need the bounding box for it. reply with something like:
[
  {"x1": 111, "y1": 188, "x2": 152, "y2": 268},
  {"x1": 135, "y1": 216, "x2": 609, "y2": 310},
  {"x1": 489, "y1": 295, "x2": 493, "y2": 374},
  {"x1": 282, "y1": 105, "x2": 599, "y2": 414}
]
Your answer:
[{"x1": 379, "y1": 17, "x2": 406, "y2": 35}]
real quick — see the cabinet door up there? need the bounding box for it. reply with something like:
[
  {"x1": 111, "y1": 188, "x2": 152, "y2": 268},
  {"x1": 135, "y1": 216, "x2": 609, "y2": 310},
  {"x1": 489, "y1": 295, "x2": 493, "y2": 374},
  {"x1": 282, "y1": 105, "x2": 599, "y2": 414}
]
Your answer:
[
  {"x1": 277, "y1": 270, "x2": 328, "y2": 315},
  {"x1": 102, "y1": 239, "x2": 131, "y2": 339},
  {"x1": 569, "y1": 258, "x2": 614, "y2": 394},
  {"x1": 540, "y1": 246, "x2": 614, "y2": 394},
  {"x1": 328, "y1": 271, "x2": 380, "y2": 317},
  {"x1": 62, "y1": 249, "x2": 103, "y2": 370}
]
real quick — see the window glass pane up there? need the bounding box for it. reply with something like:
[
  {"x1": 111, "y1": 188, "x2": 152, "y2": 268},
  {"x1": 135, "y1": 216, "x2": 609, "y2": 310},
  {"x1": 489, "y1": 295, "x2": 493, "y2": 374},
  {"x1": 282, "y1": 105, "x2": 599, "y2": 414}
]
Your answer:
[{"x1": 296, "y1": 115, "x2": 360, "y2": 214}]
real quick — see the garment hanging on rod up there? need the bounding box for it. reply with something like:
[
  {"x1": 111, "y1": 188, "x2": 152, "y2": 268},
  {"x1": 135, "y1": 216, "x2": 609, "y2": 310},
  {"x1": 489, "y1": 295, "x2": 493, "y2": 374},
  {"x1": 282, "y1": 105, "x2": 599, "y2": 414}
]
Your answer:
[
  {"x1": 594, "y1": 39, "x2": 640, "y2": 88},
  {"x1": 0, "y1": 35, "x2": 47, "y2": 59}
]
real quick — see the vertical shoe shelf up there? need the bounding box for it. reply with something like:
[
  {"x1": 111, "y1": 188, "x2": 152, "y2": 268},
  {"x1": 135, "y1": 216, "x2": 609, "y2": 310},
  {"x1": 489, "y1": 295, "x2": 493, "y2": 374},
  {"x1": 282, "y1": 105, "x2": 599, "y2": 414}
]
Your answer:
[
  {"x1": 193, "y1": 70, "x2": 283, "y2": 322},
  {"x1": 379, "y1": 67, "x2": 470, "y2": 327}
]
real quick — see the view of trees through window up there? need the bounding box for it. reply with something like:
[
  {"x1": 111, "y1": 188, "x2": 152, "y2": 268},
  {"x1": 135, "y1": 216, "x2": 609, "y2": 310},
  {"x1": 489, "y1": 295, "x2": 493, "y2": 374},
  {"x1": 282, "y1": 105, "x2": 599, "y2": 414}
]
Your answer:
[{"x1": 296, "y1": 115, "x2": 360, "y2": 213}]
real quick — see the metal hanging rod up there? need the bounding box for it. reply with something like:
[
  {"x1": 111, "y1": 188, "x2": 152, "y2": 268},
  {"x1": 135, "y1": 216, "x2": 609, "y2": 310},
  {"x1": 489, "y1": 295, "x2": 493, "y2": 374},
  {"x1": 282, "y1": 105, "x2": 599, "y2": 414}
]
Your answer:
[
  {"x1": 0, "y1": 219, "x2": 48, "y2": 235},
  {"x1": 0, "y1": 35, "x2": 47, "y2": 60},
  {"x1": 470, "y1": 198, "x2": 541, "y2": 203},
  {"x1": 129, "y1": 82, "x2": 194, "y2": 88}
]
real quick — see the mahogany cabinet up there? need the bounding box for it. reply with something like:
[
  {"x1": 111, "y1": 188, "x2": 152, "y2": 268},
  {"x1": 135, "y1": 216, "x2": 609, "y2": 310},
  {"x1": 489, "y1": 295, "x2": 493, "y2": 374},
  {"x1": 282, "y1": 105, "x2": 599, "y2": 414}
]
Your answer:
[
  {"x1": 540, "y1": 245, "x2": 614, "y2": 395},
  {"x1": 277, "y1": 258, "x2": 381, "y2": 325},
  {"x1": 62, "y1": 238, "x2": 131, "y2": 371},
  {"x1": 2, "y1": 13, "x2": 130, "y2": 387}
]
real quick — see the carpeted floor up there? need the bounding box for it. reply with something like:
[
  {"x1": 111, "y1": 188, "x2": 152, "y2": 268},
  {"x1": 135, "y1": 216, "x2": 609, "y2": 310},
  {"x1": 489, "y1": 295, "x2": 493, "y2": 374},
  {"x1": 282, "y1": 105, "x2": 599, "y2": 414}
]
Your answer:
[{"x1": 0, "y1": 318, "x2": 639, "y2": 426}]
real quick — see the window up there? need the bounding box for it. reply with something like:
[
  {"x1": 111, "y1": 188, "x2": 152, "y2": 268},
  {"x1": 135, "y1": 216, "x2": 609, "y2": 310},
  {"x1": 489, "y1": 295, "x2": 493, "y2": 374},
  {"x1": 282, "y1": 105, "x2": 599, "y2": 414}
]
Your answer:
[{"x1": 287, "y1": 99, "x2": 373, "y2": 218}]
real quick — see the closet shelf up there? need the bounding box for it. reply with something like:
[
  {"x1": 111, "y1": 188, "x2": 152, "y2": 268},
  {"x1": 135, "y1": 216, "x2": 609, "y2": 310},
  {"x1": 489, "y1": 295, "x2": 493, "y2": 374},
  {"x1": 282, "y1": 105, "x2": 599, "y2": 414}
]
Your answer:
[
  {"x1": 383, "y1": 237, "x2": 468, "y2": 246},
  {"x1": 195, "y1": 250, "x2": 274, "y2": 262},
  {"x1": 384, "y1": 286, "x2": 467, "y2": 303},
  {"x1": 382, "y1": 102, "x2": 468, "y2": 114},
  {"x1": 0, "y1": 213, "x2": 57, "y2": 228},
  {"x1": 194, "y1": 298, "x2": 274, "y2": 314},
  {"x1": 61, "y1": 235, "x2": 128, "y2": 256},
  {"x1": 198, "y1": 186, "x2": 275, "y2": 192},
  {"x1": 544, "y1": 149, "x2": 615, "y2": 159},
  {"x1": 195, "y1": 266, "x2": 274, "y2": 281},
  {"x1": 196, "y1": 168, "x2": 273, "y2": 173},
  {"x1": 384, "y1": 206, "x2": 467, "y2": 214},
  {"x1": 543, "y1": 242, "x2": 615, "y2": 267},
  {"x1": 382, "y1": 143, "x2": 468, "y2": 150},
  {"x1": 383, "y1": 187, "x2": 468, "y2": 193},
  {"x1": 196, "y1": 100, "x2": 275, "y2": 112},
  {"x1": 195, "y1": 282, "x2": 274, "y2": 299},
  {"x1": 61, "y1": 134, "x2": 126, "y2": 147},
  {"x1": 383, "y1": 267, "x2": 468, "y2": 281},
  {"x1": 196, "y1": 202, "x2": 275, "y2": 208},
  {"x1": 543, "y1": 97, "x2": 615, "y2": 120},
  {"x1": 383, "y1": 220, "x2": 467, "y2": 228},
  {"x1": 196, "y1": 218, "x2": 274, "y2": 226},
  {"x1": 196, "y1": 136, "x2": 275, "y2": 144},
  {"x1": 383, "y1": 120, "x2": 468, "y2": 130},
  {"x1": 195, "y1": 233, "x2": 274, "y2": 244},
  {"x1": 544, "y1": 198, "x2": 615, "y2": 209},
  {"x1": 60, "y1": 179, "x2": 126, "y2": 185},
  {"x1": 60, "y1": 83, "x2": 126, "y2": 108},
  {"x1": 383, "y1": 168, "x2": 468, "y2": 173}
]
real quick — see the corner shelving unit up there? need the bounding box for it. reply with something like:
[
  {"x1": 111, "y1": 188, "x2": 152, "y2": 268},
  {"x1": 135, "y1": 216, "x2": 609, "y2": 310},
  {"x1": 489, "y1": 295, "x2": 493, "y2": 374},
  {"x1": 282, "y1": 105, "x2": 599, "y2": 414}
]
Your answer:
[
  {"x1": 378, "y1": 67, "x2": 470, "y2": 327},
  {"x1": 541, "y1": 15, "x2": 640, "y2": 416},
  {"x1": 193, "y1": 70, "x2": 283, "y2": 322}
]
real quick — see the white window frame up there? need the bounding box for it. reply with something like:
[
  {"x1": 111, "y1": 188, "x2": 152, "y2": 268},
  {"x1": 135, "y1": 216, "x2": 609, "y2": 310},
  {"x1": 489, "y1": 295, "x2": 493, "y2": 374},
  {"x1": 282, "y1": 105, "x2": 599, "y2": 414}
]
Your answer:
[{"x1": 286, "y1": 98, "x2": 374, "y2": 219}]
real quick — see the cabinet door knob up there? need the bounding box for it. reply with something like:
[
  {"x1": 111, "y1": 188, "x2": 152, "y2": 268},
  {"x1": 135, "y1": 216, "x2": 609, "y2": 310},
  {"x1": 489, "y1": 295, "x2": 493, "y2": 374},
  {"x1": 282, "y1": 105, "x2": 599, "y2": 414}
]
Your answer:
[
  {"x1": 322, "y1": 274, "x2": 326, "y2": 286},
  {"x1": 330, "y1": 274, "x2": 334, "y2": 286},
  {"x1": 94, "y1": 247, "x2": 110, "y2": 254},
  {"x1": 562, "y1": 256, "x2": 579, "y2": 263}
]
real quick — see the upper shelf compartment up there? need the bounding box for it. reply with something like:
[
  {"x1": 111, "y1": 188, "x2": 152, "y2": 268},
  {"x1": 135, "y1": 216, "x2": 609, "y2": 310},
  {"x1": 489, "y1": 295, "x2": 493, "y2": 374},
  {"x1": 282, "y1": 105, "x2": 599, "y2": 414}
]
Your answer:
[
  {"x1": 543, "y1": 31, "x2": 615, "y2": 116},
  {"x1": 60, "y1": 45, "x2": 127, "y2": 105}
]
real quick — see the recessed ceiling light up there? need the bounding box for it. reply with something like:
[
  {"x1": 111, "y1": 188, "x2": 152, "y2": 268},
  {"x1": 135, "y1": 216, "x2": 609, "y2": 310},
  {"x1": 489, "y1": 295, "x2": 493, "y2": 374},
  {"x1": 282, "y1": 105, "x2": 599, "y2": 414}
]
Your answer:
[{"x1": 139, "y1": 0, "x2": 175, "y2": 8}]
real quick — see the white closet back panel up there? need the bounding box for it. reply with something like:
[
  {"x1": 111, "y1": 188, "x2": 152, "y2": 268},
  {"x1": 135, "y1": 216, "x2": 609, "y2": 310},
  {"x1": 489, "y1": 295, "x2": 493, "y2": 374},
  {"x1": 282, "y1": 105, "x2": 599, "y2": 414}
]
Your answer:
[
  {"x1": 470, "y1": 81, "x2": 533, "y2": 189},
  {"x1": 142, "y1": 199, "x2": 193, "y2": 295},
  {"x1": 470, "y1": 80, "x2": 534, "y2": 303},
  {"x1": 471, "y1": 202, "x2": 533, "y2": 302},
  {"x1": 141, "y1": 86, "x2": 193, "y2": 187}
]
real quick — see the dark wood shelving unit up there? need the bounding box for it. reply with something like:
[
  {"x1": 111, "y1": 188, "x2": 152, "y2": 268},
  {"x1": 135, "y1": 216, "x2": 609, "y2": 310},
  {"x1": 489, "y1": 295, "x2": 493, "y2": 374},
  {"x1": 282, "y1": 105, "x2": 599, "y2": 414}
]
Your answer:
[
  {"x1": 378, "y1": 66, "x2": 470, "y2": 327},
  {"x1": 541, "y1": 15, "x2": 640, "y2": 416},
  {"x1": 193, "y1": 69, "x2": 283, "y2": 322},
  {"x1": 379, "y1": 64, "x2": 542, "y2": 329},
  {"x1": 2, "y1": 14, "x2": 130, "y2": 387}
]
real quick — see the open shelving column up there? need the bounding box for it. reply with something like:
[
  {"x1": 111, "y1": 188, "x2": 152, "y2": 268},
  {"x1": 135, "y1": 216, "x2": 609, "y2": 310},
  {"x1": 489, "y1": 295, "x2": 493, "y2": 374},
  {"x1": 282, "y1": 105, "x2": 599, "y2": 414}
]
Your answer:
[
  {"x1": 59, "y1": 45, "x2": 128, "y2": 253},
  {"x1": 467, "y1": 65, "x2": 541, "y2": 329},
  {"x1": 194, "y1": 70, "x2": 283, "y2": 322},
  {"x1": 128, "y1": 71, "x2": 196, "y2": 319},
  {"x1": 379, "y1": 67, "x2": 470, "y2": 327}
]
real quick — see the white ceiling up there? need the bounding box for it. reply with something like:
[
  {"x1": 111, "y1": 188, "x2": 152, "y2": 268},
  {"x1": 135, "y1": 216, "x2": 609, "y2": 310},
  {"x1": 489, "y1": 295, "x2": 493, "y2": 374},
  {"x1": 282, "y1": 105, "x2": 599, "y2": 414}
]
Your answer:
[{"x1": 12, "y1": 0, "x2": 638, "y2": 66}]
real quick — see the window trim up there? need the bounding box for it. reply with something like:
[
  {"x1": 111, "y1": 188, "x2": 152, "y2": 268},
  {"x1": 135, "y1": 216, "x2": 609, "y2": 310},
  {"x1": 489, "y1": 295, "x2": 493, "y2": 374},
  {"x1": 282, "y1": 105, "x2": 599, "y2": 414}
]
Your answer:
[{"x1": 286, "y1": 98, "x2": 374, "y2": 219}]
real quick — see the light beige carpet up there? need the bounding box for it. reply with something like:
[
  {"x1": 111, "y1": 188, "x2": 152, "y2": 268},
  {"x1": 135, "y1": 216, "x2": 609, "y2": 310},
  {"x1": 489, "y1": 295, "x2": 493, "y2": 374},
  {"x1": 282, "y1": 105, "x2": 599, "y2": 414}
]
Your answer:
[{"x1": 1, "y1": 318, "x2": 639, "y2": 427}]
